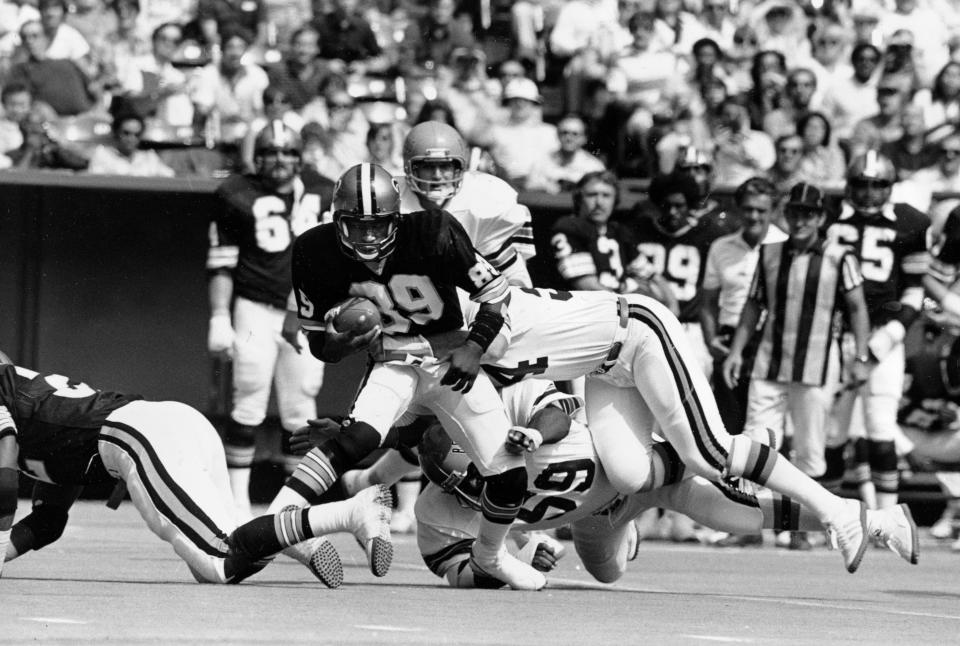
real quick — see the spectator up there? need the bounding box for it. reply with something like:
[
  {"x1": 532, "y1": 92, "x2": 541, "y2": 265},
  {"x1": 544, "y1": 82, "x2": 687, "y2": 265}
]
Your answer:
[
  {"x1": 488, "y1": 78, "x2": 559, "y2": 189},
  {"x1": 399, "y1": 0, "x2": 475, "y2": 75},
  {"x1": 364, "y1": 121, "x2": 401, "y2": 175},
  {"x1": 190, "y1": 27, "x2": 269, "y2": 140},
  {"x1": 7, "y1": 103, "x2": 89, "y2": 169},
  {"x1": 878, "y1": 0, "x2": 949, "y2": 87},
  {"x1": 701, "y1": 176, "x2": 787, "y2": 438},
  {"x1": 908, "y1": 131, "x2": 960, "y2": 195},
  {"x1": 69, "y1": 0, "x2": 117, "y2": 59},
  {"x1": 713, "y1": 98, "x2": 775, "y2": 187},
  {"x1": 849, "y1": 72, "x2": 911, "y2": 158},
  {"x1": 822, "y1": 42, "x2": 881, "y2": 141},
  {"x1": 0, "y1": 0, "x2": 39, "y2": 66},
  {"x1": 743, "y1": 49, "x2": 786, "y2": 132},
  {"x1": 673, "y1": 37, "x2": 731, "y2": 121},
  {"x1": 86, "y1": 112, "x2": 175, "y2": 175},
  {"x1": 265, "y1": 26, "x2": 329, "y2": 112},
  {"x1": 924, "y1": 61, "x2": 960, "y2": 139},
  {"x1": 0, "y1": 81, "x2": 31, "y2": 152},
  {"x1": 137, "y1": 0, "x2": 195, "y2": 36},
  {"x1": 697, "y1": 0, "x2": 737, "y2": 53},
  {"x1": 550, "y1": 169, "x2": 636, "y2": 292},
  {"x1": 800, "y1": 19, "x2": 852, "y2": 106},
  {"x1": 526, "y1": 114, "x2": 605, "y2": 194},
  {"x1": 797, "y1": 111, "x2": 847, "y2": 189},
  {"x1": 763, "y1": 67, "x2": 817, "y2": 140},
  {"x1": 766, "y1": 133, "x2": 808, "y2": 200},
  {"x1": 7, "y1": 20, "x2": 98, "y2": 116},
  {"x1": 548, "y1": 0, "x2": 623, "y2": 114},
  {"x1": 112, "y1": 21, "x2": 194, "y2": 127},
  {"x1": 311, "y1": 0, "x2": 389, "y2": 75},
  {"x1": 301, "y1": 87, "x2": 367, "y2": 179},
  {"x1": 39, "y1": 0, "x2": 91, "y2": 62},
  {"x1": 723, "y1": 182, "x2": 871, "y2": 549},
  {"x1": 195, "y1": 0, "x2": 267, "y2": 49},
  {"x1": 95, "y1": 0, "x2": 152, "y2": 101},
  {"x1": 239, "y1": 85, "x2": 303, "y2": 173},
  {"x1": 880, "y1": 103, "x2": 939, "y2": 179},
  {"x1": 749, "y1": 0, "x2": 808, "y2": 66},
  {"x1": 651, "y1": 0, "x2": 707, "y2": 59},
  {"x1": 440, "y1": 47, "x2": 503, "y2": 145},
  {"x1": 607, "y1": 12, "x2": 683, "y2": 149}
]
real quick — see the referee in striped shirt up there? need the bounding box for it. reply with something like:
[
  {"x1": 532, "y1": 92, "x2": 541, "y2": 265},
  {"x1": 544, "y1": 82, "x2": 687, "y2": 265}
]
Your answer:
[{"x1": 722, "y1": 182, "x2": 872, "y2": 482}]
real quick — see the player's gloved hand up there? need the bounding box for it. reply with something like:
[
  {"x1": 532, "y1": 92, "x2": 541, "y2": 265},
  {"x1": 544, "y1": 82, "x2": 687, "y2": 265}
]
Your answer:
[
  {"x1": 516, "y1": 532, "x2": 566, "y2": 573},
  {"x1": 440, "y1": 340, "x2": 483, "y2": 392},
  {"x1": 505, "y1": 426, "x2": 544, "y2": 455},
  {"x1": 867, "y1": 320, "x2": 905, "y2": 363},
  {"x1": 208, "y1": 312, "x2": 234, "y2": 356},
  {"x1": 289, "y1": 418, "x2": 341, "y2": 454},
  {"x1": 281, "y1": 309, "x2": 304, "y2": 354}
]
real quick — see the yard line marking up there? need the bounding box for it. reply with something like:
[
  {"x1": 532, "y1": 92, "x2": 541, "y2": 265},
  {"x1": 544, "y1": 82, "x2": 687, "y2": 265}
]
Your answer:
[
  {"x1": 23, "y1": 617, "x2": 87, "y2": 625},
  {"x1": 355, "y1": 625, "x2": 423, "y2": 633},
  {"x1": 682, "y1": 636, "x2": 754, "y2": 643}
]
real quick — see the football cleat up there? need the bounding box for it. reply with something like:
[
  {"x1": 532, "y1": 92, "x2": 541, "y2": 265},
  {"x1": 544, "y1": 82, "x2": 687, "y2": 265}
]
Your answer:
[
  {"x1": 627, "y1": 520, "x2": 642, "y2": 561},
  {"x1": 349, "y1": 484, "x2": 394, "y2": 577},
  {"x1": 469, "y1": 546, "x2": 547, "y2": 591},
  {"x1": 867, "y1": 503, "x2": 919, "y2": 565},
  {"x1": 308, "y1": 537, "x2": 344, "y2": 588},
  {"x1": 825, "y1": 499, "x2": 869, "y2": 573}
]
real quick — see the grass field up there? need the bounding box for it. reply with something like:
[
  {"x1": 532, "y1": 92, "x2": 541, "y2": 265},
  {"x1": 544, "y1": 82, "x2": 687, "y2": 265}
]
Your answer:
[{"x1": 3, "y1": 500, "x2": 959, "y2": 645}]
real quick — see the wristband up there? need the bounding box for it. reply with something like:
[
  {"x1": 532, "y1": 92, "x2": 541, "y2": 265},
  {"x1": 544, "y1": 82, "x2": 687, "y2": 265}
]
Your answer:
[{"x1": 466, "y1": 309, "x2": 504, "y2": 352}]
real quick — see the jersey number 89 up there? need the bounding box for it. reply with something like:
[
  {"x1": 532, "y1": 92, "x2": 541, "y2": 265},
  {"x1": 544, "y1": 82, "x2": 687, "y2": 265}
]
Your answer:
[{"x1": 350, "y1": 275, "x2": 444, "y2": 333}]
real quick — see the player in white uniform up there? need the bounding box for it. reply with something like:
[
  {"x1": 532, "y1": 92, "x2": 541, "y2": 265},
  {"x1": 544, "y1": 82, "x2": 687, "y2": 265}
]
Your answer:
[
  {"x1": 396, "y1": 285, "x2": 918, "y2": 574},
  {"x1": 207, "y1": 121, "x2": 332, "y2": 515},
  {"x1": 344, "y1": 121, "x2": 538, "y2": 532},
  {"x1": 415, "y1": 379, "x2": 918, "y2": 587},
  {"x1": 0, "y1": 361, "x2": 392, "y2": 586}
]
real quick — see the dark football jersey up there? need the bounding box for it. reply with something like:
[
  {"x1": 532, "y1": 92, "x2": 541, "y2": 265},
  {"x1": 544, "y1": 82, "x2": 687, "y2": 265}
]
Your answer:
[
  {"x1": 930, "y1": 205, "x2": 960, "y2": 286},
  {"x1": 209, "y1": 167, "x2": 335, "y2": 310},
  {"x1": 899, "y1": 331, "x2": 960, "y2": 432},
  {"x1": 0, "y1": 365, "x2": 141, "y2": 485},
  {"x1": 293, "y1": 209, "x2": 508, "y2": 336},
  {"x1": 550, "y1": 215, "x2": 635, "y2": 291},
  {"x1": 622, "y1": 209, "x2": 727, "y2": 322},
  {"x1": 826, "y1": 202, "x2": 930, "y2": 327}
]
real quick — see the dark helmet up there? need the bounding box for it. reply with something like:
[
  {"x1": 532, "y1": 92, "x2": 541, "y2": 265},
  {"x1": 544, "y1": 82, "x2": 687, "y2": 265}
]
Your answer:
[
  {"x1": 332, "y1": 162, "x2": 401, "y2": 261},
  {"x1": 254, "y1": 120, "x2": 302, "y2": 188}
]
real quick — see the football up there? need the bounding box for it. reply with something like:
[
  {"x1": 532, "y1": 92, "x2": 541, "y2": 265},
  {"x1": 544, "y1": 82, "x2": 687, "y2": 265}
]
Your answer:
[{"x1": 333, "y1": 297, "x2": 381, "y2": 334}]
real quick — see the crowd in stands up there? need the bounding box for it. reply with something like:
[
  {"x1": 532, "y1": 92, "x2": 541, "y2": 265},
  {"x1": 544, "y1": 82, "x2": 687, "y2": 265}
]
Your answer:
[{"x1": 0, "y1": 0, "x2": 952, "y2": 196}]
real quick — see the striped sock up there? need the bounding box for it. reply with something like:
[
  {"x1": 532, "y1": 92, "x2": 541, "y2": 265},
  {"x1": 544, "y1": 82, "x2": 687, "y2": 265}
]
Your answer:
[
  {"x1": 231, "y1": 506, "x2": 315, "y2": 561},
  {"x1": 285, "y1": 447, "x2": 339, "y2": 502}
]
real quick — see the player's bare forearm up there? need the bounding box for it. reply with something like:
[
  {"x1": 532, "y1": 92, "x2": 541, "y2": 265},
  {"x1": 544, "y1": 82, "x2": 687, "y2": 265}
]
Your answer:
[
  {"x1": 845, "y1": 285, "x2": 872, "y2": 361},
  {"x1": 728, "y1": 299, "x2": 761, "y2": 357},
  {"x1": 208, "y1": 271, "x2": 233, "y2": 315},
  {"x1": 528, "y1": 406, "x2": 571, "y2": 445}
]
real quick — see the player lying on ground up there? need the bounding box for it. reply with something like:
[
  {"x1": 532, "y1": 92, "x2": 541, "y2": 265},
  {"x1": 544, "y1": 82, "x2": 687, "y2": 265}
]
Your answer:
[
  {"x1": 375, "y1": 286, "x2": 920, "y2": 574},
  {"x1": 270, "y1": 162, "x2": 547, "y2": 589},
  {"x1": 297, "y1": 379, "x2": 917, "y2": 588},
  {"x1": 0, "y1": 361, "x2": 391, "y2": 585}
]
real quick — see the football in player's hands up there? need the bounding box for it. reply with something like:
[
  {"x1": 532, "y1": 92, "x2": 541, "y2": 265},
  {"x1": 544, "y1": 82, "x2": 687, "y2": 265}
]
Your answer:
[{"x1": 333, "y1": 297, "x2": 381, "y2": 334}]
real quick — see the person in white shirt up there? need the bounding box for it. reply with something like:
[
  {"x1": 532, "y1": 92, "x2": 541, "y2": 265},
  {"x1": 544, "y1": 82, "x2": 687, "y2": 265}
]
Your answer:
[
  {"x1": 701, "y1": 176, "x2": 788, "y2": 436},
  {"x1": 822, "y1": 43, "x2": 881, "y2": 141},
  {"x1": 38, "y1": 0, "x2": 90, "y2": 61},
  {"x1": 525, "y1": 114, "x2": 605, "y2": 194},
  {"x1": 87, "y1": 112, "x2": 175, "y2": 176},
  {"x1": 488, "y1": 78, "x2": 559, "y2": 189}
]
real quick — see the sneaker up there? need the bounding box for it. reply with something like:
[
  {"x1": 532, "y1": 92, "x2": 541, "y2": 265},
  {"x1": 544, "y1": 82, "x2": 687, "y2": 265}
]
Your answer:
[
  {"x1": 627, "y1": 520, "x2": 642, "y2": 561},
  {"x1": 350, "y1": 484, "x2": 394, "y2": 577},
  {"x1": 469, "y1": 547, "x2": 547, "y2": 590},
  {"x1": 788, "y1": 532, "x2": 812, "y2": 551},
  {"x1": 867, "y1": 503, "x2": 919, "y2": 565},
  {"x1": 929, "y1": 514, "x2": 956, "y2": 540},
  {"x1": 825, "y1": 499, "x2": 869, "y2": 574},
  {"x1": 308, "y1": 537, "x2": 344, "y2": 588}
]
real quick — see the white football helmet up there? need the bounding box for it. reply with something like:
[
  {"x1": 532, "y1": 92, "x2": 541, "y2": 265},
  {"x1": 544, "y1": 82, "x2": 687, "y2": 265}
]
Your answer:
[{"x1": 402, "y1": 121, "x2": 468, "y2": 204}]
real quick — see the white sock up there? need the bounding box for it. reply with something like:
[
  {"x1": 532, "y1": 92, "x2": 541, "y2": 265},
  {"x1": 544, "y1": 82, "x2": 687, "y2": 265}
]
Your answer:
[
  {"x1": 306, "y1": 499, "x2": 357, "y2": 536},
  {"x1": 267, "y1": 485, "x2": 309, "y2": 514},
  {"x1": 228, "y1": 467, "x2": 251, "y2": 505},
  {"x1": 395, "y1": 480, "x2": 420, "y2": 516}
]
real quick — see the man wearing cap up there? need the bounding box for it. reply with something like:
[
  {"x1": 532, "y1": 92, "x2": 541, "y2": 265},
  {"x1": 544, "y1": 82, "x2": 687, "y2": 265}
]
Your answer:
[
  {"x1": 723, "y1": 183, "x2": 872, "y2": 544},
  {"x1": 488, "y1": 77, "x2": 559, "y2": 189}
]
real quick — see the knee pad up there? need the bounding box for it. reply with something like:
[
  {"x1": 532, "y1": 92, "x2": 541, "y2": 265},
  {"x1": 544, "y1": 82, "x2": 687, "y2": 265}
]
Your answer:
[
  {"x1": 13, "y1": 505, "x2": 70, "y2": 551},
  {"x1": 725, "y1": 435, "x2": 777, "y2": 485},
  {"x1": 321, "y1": 418, "x2": 382, "y2": 474},
  {"x1": 224, "y1": 421, "x2": 258, "y2": 448}
]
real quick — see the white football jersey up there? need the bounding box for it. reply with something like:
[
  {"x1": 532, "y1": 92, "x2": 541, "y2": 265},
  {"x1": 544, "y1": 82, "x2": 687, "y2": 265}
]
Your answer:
[
  {"x1": 461, "y1": 287, "x2": 623, "y2": 385},
  {"x1": 397, "y1": 171, "x2": 535, "y2": 272},
  {"x1": 416, "y1": 379, "x2": 620, "y2": 577}
]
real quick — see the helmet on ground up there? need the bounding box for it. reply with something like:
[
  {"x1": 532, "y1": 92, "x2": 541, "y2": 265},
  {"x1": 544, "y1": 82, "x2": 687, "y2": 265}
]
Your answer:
[
  {"x1": 254, "y1": 120, "x2": 302, "y2": 188},
  {"x1": 402, "y1": 121, "x2": 468, "y2": 203},
  {"x1": 418, "y1": 421, "x2": 483, "y2": 511},
  {"x1": 332, "y1": 162, "x2": 401, "y2": 262},
  {"x1": 845, "y1": 150, "x2": 895, "y2": 214}
]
